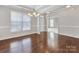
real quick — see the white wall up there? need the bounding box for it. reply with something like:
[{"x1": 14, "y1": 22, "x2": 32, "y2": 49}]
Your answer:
[{"x1": 55, "y1": 6, "x2": 79, "y2": 38}]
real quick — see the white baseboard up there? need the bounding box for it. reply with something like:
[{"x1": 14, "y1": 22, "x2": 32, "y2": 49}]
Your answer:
[{"x1": 0, "y1": 32, "x2": 37, "y2": 41}]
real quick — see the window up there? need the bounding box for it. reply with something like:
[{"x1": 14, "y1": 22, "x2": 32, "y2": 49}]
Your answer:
[
  {"x1": 48, "y1": 17, "x2": 58, "y2": 33},
  {"x1": 49, "y1": 19, "x2": 54, "y2": 27},
  {"x1": 11, "y1": 11, "x2": 31, "y2": 32},
  {"x1": 23, "y1": 14, "x2": 31, "y2": 31},
  {"x1": 11, "y1": 11, "x2": 22, "y2": 32}
]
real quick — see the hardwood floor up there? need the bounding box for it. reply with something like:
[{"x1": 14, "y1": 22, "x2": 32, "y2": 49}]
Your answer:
[
  {"x1": 0, "y1": 32, "x2": 48, "y2": 53},
  {"x1": 0, "y1": 32, "x2": 79, "y2": 53},
  {"x1": 58, "y1": 34, "x2": 79, "y2": 53},
  {"x1": 0, "y1": 36, "x2": 32, "y2": 53}
]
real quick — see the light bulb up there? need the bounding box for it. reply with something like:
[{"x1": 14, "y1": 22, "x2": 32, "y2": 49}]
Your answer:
[
  {"x1": 27, "y1": 13, "x2": 33, "y2": 16},
  {"x1": 33, "y1": 12, "x2": 36, "y2": 16},
  {"x1": 66, "y1": 5, "x2": 71, "y2": 8},
  {"x1": 35, "y1": 13, "x2": 40, "y2": 17},
  {"x1": 37, "y1": 13, "x2": 40, "y2": 16}
]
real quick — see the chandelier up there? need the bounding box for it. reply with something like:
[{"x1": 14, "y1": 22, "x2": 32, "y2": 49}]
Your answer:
[{"x1": 27, "y1": 9, "x2": 40, "y2": 17}]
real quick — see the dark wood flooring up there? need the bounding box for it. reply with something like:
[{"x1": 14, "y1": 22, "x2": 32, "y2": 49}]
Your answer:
[
  {"x1": 0, "y1": 32, "x2": 79, "y2": 53},
  {"x1": 0, "y1": 32, "x2": 48, "y2": 53},
  {"x1": 58, "y1": 34, "x2": 79, "y2": 53}
]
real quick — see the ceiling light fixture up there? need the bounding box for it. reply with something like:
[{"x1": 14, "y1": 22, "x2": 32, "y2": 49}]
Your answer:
[
  {"x1": 27, "y1": 13, "x2": 33, "y2": 16},
  {"x1": 27, "y1": 9, "x2": 40, "y2": 17},
  {"x1": 66, "y1": 5, "x2": 71, "y2": 8}
]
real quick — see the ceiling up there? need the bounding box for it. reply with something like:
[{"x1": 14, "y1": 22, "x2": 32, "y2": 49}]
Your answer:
[
  {"x1": 4, "y1": 5, "x2": 79, "y2": 17},
  {"x1": 19, "y1": 5, "x2": 45, "y2": 10},
  {"x1": 2, "y1": 5, "x2": 65, "y2": 14},
  {"x1": 18, "y1": 5, "x2": 64, "y2": 14}
]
